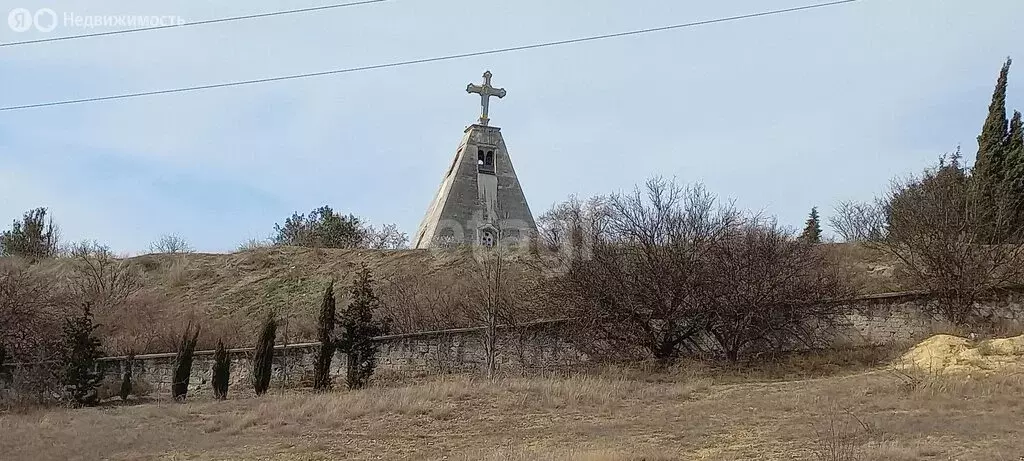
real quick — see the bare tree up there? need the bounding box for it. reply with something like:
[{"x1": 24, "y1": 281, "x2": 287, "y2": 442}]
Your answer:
[
  {"x1": 362, "y1": 223, "x2": 409, "y2": 250},
  {"x1": 537, "y1": 194, "x2": 612, "y2": 257},
  {"x1": 149, "y1": 234, "x2": 194, "y2": 254},
  {"x1": 868, "y1": 155, "x2": 1024, "y2": 324},
  {"x1": 545, "y1": 177, "x2": 739, "y2": 365},
  {"x1": 66, "y1": 241, "x2": 142, "y2": 309},
  {"x1": 829, "y1": 200, "x2": 886, "y2": 243},
  {"x1": 705, "y1": 217, "x2": 851, "y2": 362}
]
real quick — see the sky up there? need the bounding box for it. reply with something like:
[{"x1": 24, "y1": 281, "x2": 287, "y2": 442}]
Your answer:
[{"x1": 1, "y1": 0, "x2": 1023, "y2": 254}]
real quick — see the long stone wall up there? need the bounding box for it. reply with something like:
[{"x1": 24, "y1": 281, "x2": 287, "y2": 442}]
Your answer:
[{"x1": 4, "y1": 290, "x2": 1023, "y2": 398}]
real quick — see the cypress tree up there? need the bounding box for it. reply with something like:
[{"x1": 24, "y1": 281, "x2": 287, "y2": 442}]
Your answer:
[
  {"x1": 252, "y1": 313, "x2": 277, "y2": 396},
  {"x1": 60, "y1": 303, "x2": 104, "y2": 407},
  {"x1": 119, "y1": 352, "x2": 134, "y2": 401},
  {"x1": 974, "y1": 58, "x2": 1012, "y2": 230},
  {"x1": 212, "y1": 339, "x2": 230, "y2": 400},
  {"x1": 313, "y1": 280, "x2": 337, "y2": 391},
  {"x1": 171, "y1": 322, "x2": 201, "y2": 402},
  {"x1": 1005, "y1": 111, "x2": 1024, "y2": 234},
  {"x1": 799, "y1": 207, "x2": 822, "y2": 243},
  {"x1": 337, "y1": 265, "x2": 388, "y2": 390}
]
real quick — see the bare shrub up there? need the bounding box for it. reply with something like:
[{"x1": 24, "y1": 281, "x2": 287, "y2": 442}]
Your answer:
[
  {"x1": 829, "y1": 200, "x2": 886, "y2": 243},
  {"x1": 544, "y1": 177, "x2": 739, "y2": 365},
  {"x1": 148, "y1": 234, "x2": 194, "y2": 254},
  {"x1": 706, "y1": 217, "x2": 852, "y2": 361},
  {"x1": 536, "y1": 194, "x2": 612, "y2": 257},
  {"x1": 0, "y1": 259, "x2": 67, "y2": 365},
  {"x1": 869, "y1": 154, "x2": 1024, "y2": 324},
  {"x1": 66, "y1": 241, "x2": 142, "y2": 309},
  {"x1": 362, "y1": 223, "x2": 409, "y2": 250},
  {"x1": 377, "y1": 268, "x2": 478, "y2": 333},
  {"x1": 812, "y1": 405, "x2": 873, "y2": 461},
  {"x1": 237, "y1": 238, "x2": 271, "y2": 252}
]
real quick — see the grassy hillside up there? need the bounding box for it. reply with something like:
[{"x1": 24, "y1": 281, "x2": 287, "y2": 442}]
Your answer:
[
  {"x1": 129, "y1": 243, "x2": 899, "y2": 318},
  {"x1": 4, "y1": 243, "x2": 902, "y2": 352}
]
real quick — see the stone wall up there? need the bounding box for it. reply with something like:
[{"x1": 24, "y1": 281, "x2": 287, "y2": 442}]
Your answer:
[{"x1": 4, "y1": 290, "x2": 1023, "y2": 398}]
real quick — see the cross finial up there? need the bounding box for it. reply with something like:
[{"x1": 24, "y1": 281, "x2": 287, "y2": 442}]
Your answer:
[{"x1": 466, "y1": 70, "x2": 506, "y2": 126}]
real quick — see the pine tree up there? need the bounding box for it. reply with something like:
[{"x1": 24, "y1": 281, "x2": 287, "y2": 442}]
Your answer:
[
  {"x1": 60, "y1": 303, "x2": 105, "y2": 407},
  {"x1": 974, "y1": 58, "x2": 1012, "y2": 231},
  {"x1": 337, "y1": 265, "x2": 389, "y2": 390},
  {"x1": 171, "y1": 322, "x2": 201, "y2": 402},
  {"x1": 212, "y1": 339, "x2": 230, "y2": 400},
  {"x1": 800, "y1": 207, "x2": 822, "y2": 243},
  {"x1": 313, "y1": 280, "x2": 337, "y2": 391},
  {"x1": 252, "y1": 314, "x2": 276, "y2": 396}
]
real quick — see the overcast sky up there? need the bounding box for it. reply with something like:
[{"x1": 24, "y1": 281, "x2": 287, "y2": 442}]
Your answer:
[{"x1": 1, "y1": 0, "x2": 1022, "y2": 254}]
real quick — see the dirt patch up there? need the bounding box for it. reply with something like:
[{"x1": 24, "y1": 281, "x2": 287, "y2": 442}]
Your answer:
[{"x1": 895, "y1": 333, "x2": 1024, "y2": 375}]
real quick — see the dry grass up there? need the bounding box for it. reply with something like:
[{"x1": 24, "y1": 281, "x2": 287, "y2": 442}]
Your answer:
[{"x1": 3, "y1": 363, "x2": 1022, "y2": 461}]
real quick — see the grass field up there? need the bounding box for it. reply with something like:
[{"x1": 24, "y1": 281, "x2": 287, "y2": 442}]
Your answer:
[{"x1": 3, "y1": 356, "x2": 1022, "y2": 461}]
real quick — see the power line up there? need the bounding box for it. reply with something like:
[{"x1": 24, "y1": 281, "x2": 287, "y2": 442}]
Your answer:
[
  {"x1": 0, "y1": 0, "x2": 388, "y2": 48},
  {"x1": 0, "y1": 0, "x2": 861, "y2": 112}
]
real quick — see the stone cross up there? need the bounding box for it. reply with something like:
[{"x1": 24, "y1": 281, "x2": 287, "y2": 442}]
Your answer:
[{"x1": 466, "y1": 71, "x2": 506, "y2": 126}]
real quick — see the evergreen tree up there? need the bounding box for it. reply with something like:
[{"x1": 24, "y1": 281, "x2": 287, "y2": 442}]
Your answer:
[
  {"x1": 212, "y1": 339, "x2": 230, "y2": 400},
  {"x1": 252, "y1": 314, "x2": 277, "y2": 396},
  {"x1": 974, "y1": 58, "x2": 1012, "y2": 231},
  {"x1": 337, "y1": 265, "x2": 389, "y2": 390},
  {"x1": 1004, "y1": 111, "x2": 1024, "y2": 235},
  {"x1": 799, "y1": 207, "x2": 822, "y2": 243},
  {"x1": 60, "y1": 303, "x2": 105, "y2": 407},
  {"x1": 171, "y1": 322, "x2": 201, "y2": 402},
  {"x1": 313, "y1": 280, "x2": 337, "y2": 391},
  {"x1": 0, "y1": 207, "x2": 59, "y2": 259},
  {"x1": 119, "y1": 352, "x2": 134, "y2": 401}
]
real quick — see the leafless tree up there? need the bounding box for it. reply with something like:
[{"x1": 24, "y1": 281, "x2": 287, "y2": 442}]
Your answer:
[
  {"x1": 544, "y1": 177, "x2": 740, "y2": 365},
  {"x1": 868, "y1": 156, "x2": 1024, "y2": 324},
  {"x1": 705, "y1": 217, "x2": 852, "y2": 362},
  {"x1": 537, "y1": 194, "x2": 613, "y2": 258},
  {"x1": 149, "y1": 234, "x2": 194, "y2": 254},
  {"x1": 362, "y1": 223, "x2": 410, "y2": 250},
  {"x1": 67, "y1": 240, "x2": 142, "y2": 309},
  {"x1": 828, "y1": 200, "x2": 887, "y2": 243}
]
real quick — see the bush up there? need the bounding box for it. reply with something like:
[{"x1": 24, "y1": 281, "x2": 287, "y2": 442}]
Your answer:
[
  {"x1": 171, "y1": 322, "x2": 200, "y2": 402},
  {"x1": 212, "y1": 339, "x2": 230, "y2": 400},
  {"x1": 252, "y1": 314, "x2": 277, "y2": 396},
  {"x1": 149, "y1": 234, "x2": 194, "y2": 254}
]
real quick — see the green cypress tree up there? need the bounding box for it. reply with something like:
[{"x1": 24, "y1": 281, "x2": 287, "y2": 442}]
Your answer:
[
  {"x1": 119, "y1": 352, "x2": 134, "y2": 402},
  {"x1": 313, "y1": 280, "x2": 337, "y2": 391},
  {"x1": 974, "y1": 58, "x2": 1012, "y2": 228},
  {"x1": 337, "y1": 265, "x2": 389, "y2": 390},
  {"x1": 1005, "y1": 110, "x2": 1024, "y2": 234},
  {"x1": 252, "y1": 314, "x2": 277, "y2": 396},
  {"x1": 212, "y1": 339, "x2": 230, "y2": 400},
  {"x1": 171, "y1": 322, "x2": 201, "y2": 402},
  {"x1": 799, "y1": 207, "x2": 822, "y2": 243},
  {"x1": 60, "y1": 303, "x2": 105, "y2": 407}
]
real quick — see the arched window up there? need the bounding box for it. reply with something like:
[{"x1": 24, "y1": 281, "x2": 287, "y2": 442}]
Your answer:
[
  {"x1": 481, "y1": 229, "x2": 495, "y2": 248},
  {"x1": 477, "y1": 150, "x2": 485, "y2": 166},
  {"x1": 485, "y1": 151, "x2": 494, "y2": 166}
]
